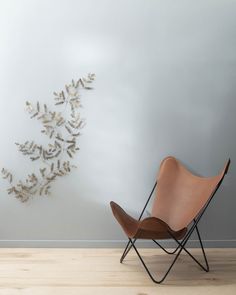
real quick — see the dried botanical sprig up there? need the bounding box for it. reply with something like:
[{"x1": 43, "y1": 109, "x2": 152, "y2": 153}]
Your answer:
[
  {"x1": 2, "y1": 73, "x2": 95, "y2": 202},
  {"x1": 6, "y1": 173, "x2": 38, "y2": 202},
  {"x1": 54, "y1": 73, "x2": 95, "y2": 110},
  {"x1": 26, "y1": 101, "x2": 66, "y2": 139},
  {"x1": 15, "y1": 140, "x2": 63, "y2": 161},
  {"x1": 2, "y1": 168, "x2": 13, "y2": 183}
]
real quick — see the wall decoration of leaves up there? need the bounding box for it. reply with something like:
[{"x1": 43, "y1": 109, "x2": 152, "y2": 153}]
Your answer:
[{"x1": 2, "y1": 73, "x2": 95, "y2": 202}]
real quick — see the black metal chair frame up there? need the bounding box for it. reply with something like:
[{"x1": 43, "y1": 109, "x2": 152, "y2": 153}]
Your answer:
[{"x1": 120, "y1": 161, "x2": 230, "y2": 284}]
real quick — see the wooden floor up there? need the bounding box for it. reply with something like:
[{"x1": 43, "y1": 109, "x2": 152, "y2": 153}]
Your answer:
[{"x1": 0, "y1": 248, "x2": 235, "y2": 295}]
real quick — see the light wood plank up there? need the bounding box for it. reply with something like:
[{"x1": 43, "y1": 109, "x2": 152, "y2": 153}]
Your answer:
[{"x1": 0, "y1": 248, "x2": 235, "y2": 294}]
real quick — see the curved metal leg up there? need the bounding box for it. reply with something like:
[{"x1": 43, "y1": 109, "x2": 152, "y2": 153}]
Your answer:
[
  {"x1": 120, "y1": 239, "x2": 136, "y2": 263},
  {"x1": 195, "y1": 224, "x2": 209, "y2": 271},
  {"x1": 167, "y1": 225, "x2": 209, "y2": 272},
  {"x1": 127, "y1": 224, "x2": 209, "y2": 283},
  {"x1": 152, "y1": 240, "x2": 180, "y2": 254},
  {"x1": 169, "y1": 235, "x2": 209, "y2": 272},
  {"x1": 129, "y1": 238, "x2": 184, "y2": 284}
]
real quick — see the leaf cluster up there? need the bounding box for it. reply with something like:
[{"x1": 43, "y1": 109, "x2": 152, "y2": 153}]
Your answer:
[{"x1": 2, "y1": 73, "x2": 95, "y2": 202}]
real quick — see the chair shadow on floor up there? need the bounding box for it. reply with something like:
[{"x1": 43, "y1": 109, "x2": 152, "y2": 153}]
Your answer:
[{"x1": 122, "y1": 249, "x2": 236, "y2": 286}]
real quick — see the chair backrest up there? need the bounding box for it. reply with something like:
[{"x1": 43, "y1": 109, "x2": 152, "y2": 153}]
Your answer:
[{"x1": 151, "y1": 156, "x2": 230, "y2": 231}]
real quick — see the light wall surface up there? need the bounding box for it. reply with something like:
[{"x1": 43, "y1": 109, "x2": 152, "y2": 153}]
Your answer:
[{"x1": 0, "y1": 0, "x2": 235, "y2": 247}]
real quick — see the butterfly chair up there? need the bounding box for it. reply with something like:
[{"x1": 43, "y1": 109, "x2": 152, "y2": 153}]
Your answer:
[{"x1": 110, "y1": 156, "x2": 230, "y2": 284}]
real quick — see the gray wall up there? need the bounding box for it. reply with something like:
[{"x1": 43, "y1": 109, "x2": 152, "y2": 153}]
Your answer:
[{"x1": 0, "y1": 0, "x2": 235, "y2": 247}]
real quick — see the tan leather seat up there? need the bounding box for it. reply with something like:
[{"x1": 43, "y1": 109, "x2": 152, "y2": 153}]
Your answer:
[
  {"x1": 110, "y1": 201, "x2": 187, "y2": 239},
  {"x1": 110, "y1": 156, "x2": 229, "y2": 240}
]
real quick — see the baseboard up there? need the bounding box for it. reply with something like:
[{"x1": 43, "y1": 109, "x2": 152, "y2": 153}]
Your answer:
[{"x1": 0, "y1": 239, "x2": 235, "y2": 248}]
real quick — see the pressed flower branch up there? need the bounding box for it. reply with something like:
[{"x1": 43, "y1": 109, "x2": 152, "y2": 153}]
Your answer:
[{"x1": 2, "y1": 73, "x2": 95, "y2": 202}]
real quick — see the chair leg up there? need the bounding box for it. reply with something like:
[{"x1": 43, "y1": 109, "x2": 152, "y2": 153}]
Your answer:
[
  {"x1": 129, "y1": 238, "x2": 185, "y2": 284},
  {"x1": 120, "y1": 221, "x2": 209, "y2": 283},
  {"x1": 120, "y1": 239, "x2": 136, "y2": 263},
  {"x1": 166, "y1": 223, "x2": 209, "y2": 273},
  {"x1": 170, "y1": 235, "x2": 209, "y2": 272},
  {"x1": 195, "y1": 224, "x2": 209, "y2": 271},
  {"x1": 153, "y1": 234, "x2": 209, "y2": 272},
  {"x1": 127, "y1": 227, "x2": 209, "y2": 284}
]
